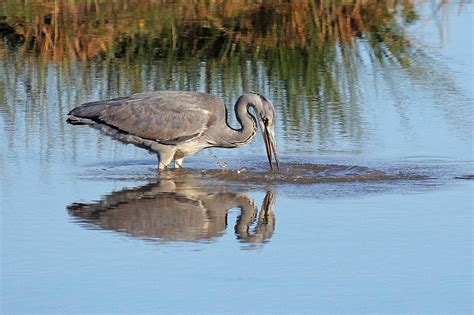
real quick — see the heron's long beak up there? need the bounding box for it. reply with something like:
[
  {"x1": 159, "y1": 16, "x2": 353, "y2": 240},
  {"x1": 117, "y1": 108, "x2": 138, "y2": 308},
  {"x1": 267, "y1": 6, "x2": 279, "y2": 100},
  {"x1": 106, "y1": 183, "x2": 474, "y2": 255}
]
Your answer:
[{"x1": 260, "y1": 122, "x2": 280, "y2": 171}]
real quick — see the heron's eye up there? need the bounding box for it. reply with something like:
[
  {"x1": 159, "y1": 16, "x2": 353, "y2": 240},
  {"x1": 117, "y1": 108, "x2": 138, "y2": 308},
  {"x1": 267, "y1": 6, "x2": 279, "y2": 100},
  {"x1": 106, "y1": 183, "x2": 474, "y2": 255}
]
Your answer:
[{"x1": 262, "y1": 117, "x2": 269, "y2": 125}]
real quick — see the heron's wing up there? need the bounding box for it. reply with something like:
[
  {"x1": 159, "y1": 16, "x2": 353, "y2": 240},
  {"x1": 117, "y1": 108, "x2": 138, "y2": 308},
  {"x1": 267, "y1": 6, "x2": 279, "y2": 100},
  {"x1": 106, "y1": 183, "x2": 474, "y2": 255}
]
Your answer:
[{"x1": 91, "y1": 92, "x2": 218, "y2": 144}]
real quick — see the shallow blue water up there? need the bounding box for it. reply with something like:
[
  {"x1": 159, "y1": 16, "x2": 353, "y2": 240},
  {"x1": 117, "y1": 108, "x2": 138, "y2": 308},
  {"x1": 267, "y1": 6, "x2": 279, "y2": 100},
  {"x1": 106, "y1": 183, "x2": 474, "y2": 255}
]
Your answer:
[{"x1": 1, "y1": 2, "x2": 473, "y2": 314}]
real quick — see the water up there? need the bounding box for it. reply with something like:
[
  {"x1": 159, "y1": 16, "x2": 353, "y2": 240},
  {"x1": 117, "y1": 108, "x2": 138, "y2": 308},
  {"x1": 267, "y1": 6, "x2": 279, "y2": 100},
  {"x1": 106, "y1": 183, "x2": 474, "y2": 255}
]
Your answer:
[{"x1": 1, "y1": 2, "x2": 473, "y2": 313}]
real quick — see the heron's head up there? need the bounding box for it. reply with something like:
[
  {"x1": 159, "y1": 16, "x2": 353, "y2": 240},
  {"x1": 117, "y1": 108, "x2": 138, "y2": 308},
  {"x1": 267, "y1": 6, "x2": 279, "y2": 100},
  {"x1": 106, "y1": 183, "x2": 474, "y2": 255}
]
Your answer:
[{"x1": 248, "y1": 92, "x2": 280, "y2": 171}]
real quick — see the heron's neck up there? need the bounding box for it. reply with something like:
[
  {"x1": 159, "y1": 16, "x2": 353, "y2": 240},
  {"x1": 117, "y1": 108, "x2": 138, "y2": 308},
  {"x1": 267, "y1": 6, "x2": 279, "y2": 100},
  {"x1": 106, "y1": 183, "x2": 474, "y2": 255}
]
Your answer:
[{"x1": 222, "y1": 95, "x2": 257, "y2": 147}]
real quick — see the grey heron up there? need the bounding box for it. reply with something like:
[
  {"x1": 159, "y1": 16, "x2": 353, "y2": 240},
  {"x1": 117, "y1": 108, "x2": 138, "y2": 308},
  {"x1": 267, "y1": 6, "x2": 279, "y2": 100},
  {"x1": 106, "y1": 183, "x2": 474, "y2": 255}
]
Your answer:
[{"x1": 67, "y1": 91, "x2": 279, "y2": 171}]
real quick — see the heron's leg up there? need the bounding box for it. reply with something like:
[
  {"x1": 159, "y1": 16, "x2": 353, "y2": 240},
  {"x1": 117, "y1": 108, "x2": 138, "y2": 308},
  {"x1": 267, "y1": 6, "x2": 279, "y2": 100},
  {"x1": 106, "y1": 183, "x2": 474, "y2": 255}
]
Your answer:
[
  {"x1": 174, "y1": 158, "x2": 184, "y2": 169},
  {"x1": 174, "y1": 151, "x2": 185, "y2": 169},
  {"x1": 158, "y1": 159, "x2": 172, "y2": 171},
  {"x1": 157, "y1": 151, "x2": 174, "y2": 171}
]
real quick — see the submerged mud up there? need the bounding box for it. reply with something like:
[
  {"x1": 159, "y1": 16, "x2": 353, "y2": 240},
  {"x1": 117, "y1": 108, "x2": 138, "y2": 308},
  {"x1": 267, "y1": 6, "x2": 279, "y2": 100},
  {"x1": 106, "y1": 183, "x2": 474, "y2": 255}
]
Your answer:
[
  {"x1": 78, "y1": 160, "x2": 431, "y2": 193},
  {"x1": 196, "y1": 162, "x2": 426, "y2": 185},
  {"x1": 130, "y1": 162, "x2": 429, "y2": 189}
]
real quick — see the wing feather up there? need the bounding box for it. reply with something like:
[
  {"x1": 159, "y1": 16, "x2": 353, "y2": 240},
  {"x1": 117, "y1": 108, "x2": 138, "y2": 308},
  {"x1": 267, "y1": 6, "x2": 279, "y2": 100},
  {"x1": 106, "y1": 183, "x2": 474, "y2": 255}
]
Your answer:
[{"x1": 81, "y1": 91, "x2": 219, "y2": 144}]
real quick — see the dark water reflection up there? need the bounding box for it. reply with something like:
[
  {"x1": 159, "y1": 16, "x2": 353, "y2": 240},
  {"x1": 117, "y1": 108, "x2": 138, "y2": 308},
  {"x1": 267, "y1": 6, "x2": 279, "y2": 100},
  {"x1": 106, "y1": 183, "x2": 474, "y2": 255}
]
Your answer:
[
  {"x1": 65, "y1": 160, "x2": 435, "y2": 247},
  {"x1": 1, "y1": 0, "x2": 471, "y2": 162},
  {"x1": 68, "y1": 179, "x2": 275, "y2": 246}
]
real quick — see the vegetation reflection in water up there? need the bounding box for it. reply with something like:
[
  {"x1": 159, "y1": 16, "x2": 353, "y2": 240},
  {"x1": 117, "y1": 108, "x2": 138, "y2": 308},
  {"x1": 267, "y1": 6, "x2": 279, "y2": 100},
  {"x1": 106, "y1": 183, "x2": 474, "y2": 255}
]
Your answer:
[
  {"x1": 0, "y1": 0, "x2": 457, "y2": 160},
  {"x1": 68, "y1": 177, "x2": 276, "y2": 247}
]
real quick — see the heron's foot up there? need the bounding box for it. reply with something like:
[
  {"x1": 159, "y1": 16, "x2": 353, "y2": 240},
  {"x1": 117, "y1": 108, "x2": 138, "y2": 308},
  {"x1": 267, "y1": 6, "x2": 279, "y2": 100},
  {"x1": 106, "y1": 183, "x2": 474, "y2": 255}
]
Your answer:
[
  {"x1": 158, "y1": 160, "x2": 173, "y2": 171},
  {"x1": 157, "y1": 152, "x2": 174, "y2": 172},
  {"x1": 174, "y1": 158, "x2": 184, "y2": 169},
  {"x1": 158, "y1": 163, "x2": 168, "y2": 171}
]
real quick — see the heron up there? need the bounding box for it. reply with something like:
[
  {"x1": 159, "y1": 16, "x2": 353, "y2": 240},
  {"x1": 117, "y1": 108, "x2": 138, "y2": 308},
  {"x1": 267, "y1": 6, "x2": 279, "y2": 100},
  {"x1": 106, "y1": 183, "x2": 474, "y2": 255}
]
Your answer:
[{"x1": 67, "y1": 91, "x2": 279, "y2": 171}]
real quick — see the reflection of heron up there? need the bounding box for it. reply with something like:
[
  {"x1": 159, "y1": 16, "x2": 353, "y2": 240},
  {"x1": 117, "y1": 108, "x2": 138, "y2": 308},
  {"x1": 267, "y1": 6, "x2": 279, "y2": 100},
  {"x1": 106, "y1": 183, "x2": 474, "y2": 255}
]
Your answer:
[
  {"x1": 67, "y1": 91, "x2": 279, "y2": 171},
  {"x1": 67, "y1": 179, "x2": 276, "y2": 245}
]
